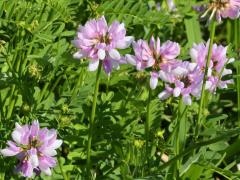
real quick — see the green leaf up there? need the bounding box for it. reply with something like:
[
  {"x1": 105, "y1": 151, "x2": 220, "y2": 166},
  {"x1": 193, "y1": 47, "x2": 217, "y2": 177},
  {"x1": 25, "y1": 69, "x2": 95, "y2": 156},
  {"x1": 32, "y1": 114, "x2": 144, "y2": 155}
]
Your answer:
[{"x1": 184, "y1": 17, "x2": 202, "y2": 47}]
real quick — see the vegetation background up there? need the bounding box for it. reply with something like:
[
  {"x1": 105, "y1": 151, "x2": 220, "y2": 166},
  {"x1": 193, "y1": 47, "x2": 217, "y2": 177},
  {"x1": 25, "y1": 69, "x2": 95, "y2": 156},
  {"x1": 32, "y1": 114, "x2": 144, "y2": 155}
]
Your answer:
[{"x1": 0, "y1": 0, "x2": 240, "y2": 179}]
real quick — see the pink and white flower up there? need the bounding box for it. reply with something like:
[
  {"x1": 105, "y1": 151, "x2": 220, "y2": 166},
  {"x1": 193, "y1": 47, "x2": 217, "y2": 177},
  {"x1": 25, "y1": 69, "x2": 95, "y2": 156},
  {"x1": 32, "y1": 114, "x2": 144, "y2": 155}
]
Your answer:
[
  {"x1": 126, "y1": 36, "x2": 180, "y2": 89},
  {"x1": 197, "y1": 0, "x2": 240, "y2": 22},
  {"x1": 1, "y1": 121, "x2": 62, "y2": 177},
  {"x1": 158, "y1": 61, "x2": 203, "y2": 105},
  {"x1": 72, "y1": 16, "x2": 133, "y2": 75},
  {"x1": 190, "y1": 42, "x2": 234, "y2": 92}
]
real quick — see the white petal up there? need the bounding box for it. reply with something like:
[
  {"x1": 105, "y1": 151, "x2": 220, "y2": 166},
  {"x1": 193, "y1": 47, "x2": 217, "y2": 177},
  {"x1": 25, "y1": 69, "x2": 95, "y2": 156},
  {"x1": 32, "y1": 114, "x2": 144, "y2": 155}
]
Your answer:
[
  {"x1": 172, "y1": 67, "x2": 187, "y2": 76},
  {"x1": 158, "y1": 91, "x2": 171, "y2": 100},
  {"x1": 183, "y1": 95, "x2": 192, "y2": 105},
  {"x1": 228, "y1": 58, "x2": 235, "y2": 64},
  {"x1": 207, "y1": 68, "x2": 212, "y2": 76},
  {"x1": 150, "y1": 76, "x2": 158, "y2": 90},
  {"x1": 12, "y1": 131, "x2": 21, "y2": 144},
  {"x1": 116, "y1": 36, "x2": 134, "y2": 49},
  {"x1": 237, "y1": 163, "x2": 240, "y2": 171},
  {"x1": 42, "y1": 149, "x2": 57, "y2": 156},
  {"x1": 205, "y1": 81, "x2": 212, "y2": 90},
  {"x1": 98, "y1": 49, "x2": 106, "y2": 60},
  {"x1": 188, "y1": 63, "x2": 197, "y2": 71},
  {"x1": 219, "y1": 82, "x2": 227, "y2": 89},
  {"x1": 159, "y1": 71, "x2": 169, "y2": 82},
  {"x1": 1, "y1": 149, "x2": 18, "y2": 156},
  {"x1": 126, "y1": 54, "x2": 136, "y2": 66},
  {"x1": 50, "y1": 140, "x2": 63, "y2": 149},
  {"x1": 30, "y1": 153, "x2": 39, "y2": 167},
  {"x1": 118, "y1": 23, "x2": 125, "y2": 32},
  {"x1": 42, "y1": 168, "x2": 52, "y2": 176},
  {"x1": 190, "y1": 49, "x2": 198, "y2": 61},
  {"x1": 167, "y1": 0, "x2": 176, "y2": 11},
  {"x1": 88, "y1": 60, "x2": 99, "y2": 71},
  {"x1": 73, "y1": 51, "x2": 84, "y2": 59},
  {"x1": 109, "y1": 49, "x2": 121, "y2": 60},
  {"x1": 111, "y1": 60, "x2": 120, "y2": 70},
  {"x1": 173, "y1": 87, "x2": 181, "y2": 97},
  {"x1": 222, "y1": 69, "x2": 232, "y2": 76},
  {"x1": 15, "y1": 122, "x2": 21, "y2": 129}
]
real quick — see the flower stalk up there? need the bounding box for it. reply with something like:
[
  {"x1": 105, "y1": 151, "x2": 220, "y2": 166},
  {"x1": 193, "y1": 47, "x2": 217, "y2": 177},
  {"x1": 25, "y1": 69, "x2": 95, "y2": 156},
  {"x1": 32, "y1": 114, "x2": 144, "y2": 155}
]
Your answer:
[
  {"x1": 86, "y1": 61, "x2": 102, "y2": 177},
  {"x1": 234, "y1": 20, "x2": 240, "y2": 126},
  {"x1": 57, "y1": 156, "x2": 68, "y2": 180},
  {"x1": 196, "y1": 21, "x2": 216, "y2": 137},
  {"x1": 145, "y1": 84, "x2": 152, "y2": 168}
]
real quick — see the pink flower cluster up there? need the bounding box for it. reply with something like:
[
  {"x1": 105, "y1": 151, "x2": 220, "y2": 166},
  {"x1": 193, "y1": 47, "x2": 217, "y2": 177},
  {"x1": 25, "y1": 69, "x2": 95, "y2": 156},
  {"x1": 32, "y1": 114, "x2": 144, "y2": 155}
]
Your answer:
[
  {"x1": 72, "y1": 16, "x2": 235, "y2": 105},
  {"x1": 190, "y1": 41, "x2": 234, "y2": 92},
  {"x1": 126, "y1": 37, "x2": 180, "y2": 90},
  {"x1": 126, "y1": 37, "x2": 234, "y2": 105},
  {"x1": 1, "y1": 121, "x2": 62, "y2": 177},
  {"x1": 72, "y1": 16, "x2": 133, "y2": 75}
]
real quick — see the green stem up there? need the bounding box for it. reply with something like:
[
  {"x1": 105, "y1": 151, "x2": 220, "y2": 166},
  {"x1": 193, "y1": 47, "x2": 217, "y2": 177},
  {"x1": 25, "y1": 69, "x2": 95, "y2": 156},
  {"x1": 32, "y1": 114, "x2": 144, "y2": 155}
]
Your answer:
[
  {"x1": 71, "y1": 67, "x2": 86, "y2": 99},
  {"x1": 6, "y1": 85, "x2": 16, "y2": 119},
  {"x1": 86, "y1": 62, "x2": 102, "y2": 178},
  {"x1": 234, "y1": 20, "x2": 240, "y2": 126},
  {"x1": 196, "y1": 21, "x2": 216, "y2": 138},
  {"x1": 174, "y1": 98, "x2": 187, "y2": 178},
  {"x1": 237, "y1": 65, "x2": 240, "y2": 126},
  {"x1": 145, "y1": 85, "x2": 152, "y2": 169},
  {"x1": 175, "y1": 98, "x2": 183, "y2": 172},
  {"x1": 106, "y1": 76, "x2": 110, "y2": 95},
  {"x1": 57, "y1": 156, "x2": 68, "y2": 180},
  {"x1": 166, "y1": 106, "x2": 189, "y2": 145}
]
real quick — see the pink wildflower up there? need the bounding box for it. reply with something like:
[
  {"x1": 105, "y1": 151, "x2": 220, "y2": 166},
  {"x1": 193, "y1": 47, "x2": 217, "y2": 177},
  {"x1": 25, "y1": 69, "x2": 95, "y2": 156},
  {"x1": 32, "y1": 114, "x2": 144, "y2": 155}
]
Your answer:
[
  {"x1": 199, "y1": 0, "x2": 240, "y2": 22},
  {"x1": 158, "y1": 61, "x2": 203, "y2": 105},
  {"x1": 190, "y1": 42, "x2": 234, "y2": 92},
  {"x1": 126, "y1": 36, "x2": 180, "y2": 89},
  {"x1": 1, "y1": 121, "x2": 62, "y2": 177},
  {"x1": 72, "y1": 16, "x2": 133, "y2": 75}
]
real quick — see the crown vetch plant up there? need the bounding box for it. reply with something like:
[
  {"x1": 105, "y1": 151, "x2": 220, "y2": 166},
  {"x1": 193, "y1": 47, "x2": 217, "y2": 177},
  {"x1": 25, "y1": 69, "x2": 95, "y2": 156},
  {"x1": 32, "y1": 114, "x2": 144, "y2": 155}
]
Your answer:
[
  {"x1": 72, "y1": 15, "x2": 134, "y2": 177},
  {"x1": 1, "y1": 0, "x2": 240, "y2": 179},
  {"x1": 1, "y1": 121, "x2": 62, "y2": 177}
]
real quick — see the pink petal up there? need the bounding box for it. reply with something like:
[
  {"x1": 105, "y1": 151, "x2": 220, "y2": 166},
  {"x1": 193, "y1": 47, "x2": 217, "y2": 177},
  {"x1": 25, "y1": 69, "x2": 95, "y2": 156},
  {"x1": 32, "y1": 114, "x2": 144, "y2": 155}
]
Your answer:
[
  {"x1": 21, "y1": 161, "x2": 34, "y2": 177},
  {"x1": 30, "y1": 120, "x2": 39, "y2": 137}
]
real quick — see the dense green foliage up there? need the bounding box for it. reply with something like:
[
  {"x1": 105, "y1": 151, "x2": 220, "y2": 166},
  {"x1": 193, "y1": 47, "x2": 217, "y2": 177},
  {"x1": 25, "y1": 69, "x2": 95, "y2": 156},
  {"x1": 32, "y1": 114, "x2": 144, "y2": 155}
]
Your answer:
[{"x1": 0, "y1": 0, "x2": 240, "y2": 179}]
